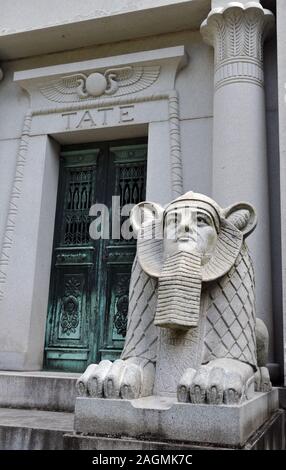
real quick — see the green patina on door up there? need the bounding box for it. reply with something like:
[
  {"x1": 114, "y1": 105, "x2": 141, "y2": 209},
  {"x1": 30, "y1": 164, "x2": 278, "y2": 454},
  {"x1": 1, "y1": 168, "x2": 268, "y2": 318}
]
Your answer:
[{"x1": 44, "y1": 139, "x2": 147, "y2": 372}]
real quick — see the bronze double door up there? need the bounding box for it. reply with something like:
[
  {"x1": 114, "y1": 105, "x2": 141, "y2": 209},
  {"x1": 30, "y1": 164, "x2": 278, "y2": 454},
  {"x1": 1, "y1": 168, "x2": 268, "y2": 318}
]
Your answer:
[{"x1": 44, "y1": 139, "x2": 147, "y2": 372}]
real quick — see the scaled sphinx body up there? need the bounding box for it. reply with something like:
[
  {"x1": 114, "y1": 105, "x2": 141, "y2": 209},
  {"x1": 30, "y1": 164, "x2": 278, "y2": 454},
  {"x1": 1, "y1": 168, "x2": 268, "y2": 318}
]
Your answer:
[{"x1": 77, "y1": 192, "x2": 271, "y2": 405}]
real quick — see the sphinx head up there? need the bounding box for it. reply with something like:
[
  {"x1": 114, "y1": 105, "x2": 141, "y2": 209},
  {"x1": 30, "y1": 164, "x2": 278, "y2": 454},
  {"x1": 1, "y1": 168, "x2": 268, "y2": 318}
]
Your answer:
[
  {"x1": 162, "y1": 194, "x2": 220, "y2": 265},
  {"x1": 131, "y1": 191, "x2": 257, "y2": 330}
]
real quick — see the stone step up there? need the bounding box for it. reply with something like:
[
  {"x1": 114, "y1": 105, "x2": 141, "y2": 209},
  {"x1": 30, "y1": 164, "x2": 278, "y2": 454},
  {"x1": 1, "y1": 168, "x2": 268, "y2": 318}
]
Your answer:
[
  {"x1": 0, "y1": 407, "x2": 74, "y2": 450},
  {"x1": 0, "y1": 371, "x2": 80, "y2": 412}
]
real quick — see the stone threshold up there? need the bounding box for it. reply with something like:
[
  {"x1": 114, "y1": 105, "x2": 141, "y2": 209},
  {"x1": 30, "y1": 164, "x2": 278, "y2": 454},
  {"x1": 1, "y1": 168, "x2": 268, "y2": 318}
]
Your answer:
[
  {"x1": 0, "y1": 407, "x2": 74, "y2": 431},
  {"x1": 0, "y1": 407, "x2": 74, "y2": 450},
  {"x1": 0, "y1": 370, "x2": 80, "y2": 378},
  {"x1": 0, "y1": 371, "x2": 80, "y2": 412}
]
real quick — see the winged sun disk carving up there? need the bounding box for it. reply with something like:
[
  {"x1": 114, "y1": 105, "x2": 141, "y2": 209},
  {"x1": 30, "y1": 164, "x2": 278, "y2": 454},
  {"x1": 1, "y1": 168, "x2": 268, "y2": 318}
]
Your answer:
[{"x1": 39, "y1": 65, "x2": 161, "y2": 103}]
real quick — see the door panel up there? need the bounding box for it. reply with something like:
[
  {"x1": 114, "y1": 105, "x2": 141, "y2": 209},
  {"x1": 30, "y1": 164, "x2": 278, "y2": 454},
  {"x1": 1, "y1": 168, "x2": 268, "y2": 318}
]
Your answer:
[
  {"x1": 45, "y1": 150, "x2": 99, "y2": 372},
  {"x1": 44, "y1": 140, "x2": 147, "y2": 372},
  {"x1": 98, "y1": 144, "x2": 147, "y2": 361}
]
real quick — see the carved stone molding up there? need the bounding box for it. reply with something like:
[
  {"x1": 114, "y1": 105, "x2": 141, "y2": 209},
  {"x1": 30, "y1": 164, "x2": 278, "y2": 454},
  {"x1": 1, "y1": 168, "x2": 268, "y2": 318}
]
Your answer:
[
  {"x1": 0, "y1": 111, "x2": 32, "y2": 302},
  {"x1": 201, "y1": 2, "x2": 274, "y2": 89}
]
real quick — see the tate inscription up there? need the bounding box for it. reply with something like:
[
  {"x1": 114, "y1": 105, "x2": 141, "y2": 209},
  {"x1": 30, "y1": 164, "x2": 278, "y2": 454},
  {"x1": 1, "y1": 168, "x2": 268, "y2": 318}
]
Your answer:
[{"x1": 62, "y1": 105, "x2": 135, "y2": 130}]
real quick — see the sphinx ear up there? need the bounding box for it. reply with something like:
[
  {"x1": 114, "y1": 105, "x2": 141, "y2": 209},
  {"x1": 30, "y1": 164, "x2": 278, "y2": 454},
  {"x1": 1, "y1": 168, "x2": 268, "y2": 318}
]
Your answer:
[
  {"x1": 223, "y1": 202, "x2": 257, "y2": 238},
  {"x1": 130, "y1": 201, "x2": 164, "y2": 236}
]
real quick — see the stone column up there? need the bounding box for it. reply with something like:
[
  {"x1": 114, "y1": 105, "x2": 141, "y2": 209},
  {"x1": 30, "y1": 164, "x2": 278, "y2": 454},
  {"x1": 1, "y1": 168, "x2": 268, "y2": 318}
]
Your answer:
[
  {"x1": 201, "y1": 3, "x2": 275, "y2": 358},
  {"x1": 277, "y1": 0, "x2": 286, "y2": 385}
]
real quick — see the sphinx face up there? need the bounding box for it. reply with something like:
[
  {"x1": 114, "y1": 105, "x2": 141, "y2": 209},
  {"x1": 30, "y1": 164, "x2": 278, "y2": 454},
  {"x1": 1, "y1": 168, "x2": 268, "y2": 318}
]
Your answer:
[
  {"x1": 163, "y1": 203, "x2": 218, "y2": 266},
  {"x1": 131, "y1": 191, "x2": 255, "y2": 283},
  {"x1": 132, "y1": 192, "x2": 256, "y2": 330}
]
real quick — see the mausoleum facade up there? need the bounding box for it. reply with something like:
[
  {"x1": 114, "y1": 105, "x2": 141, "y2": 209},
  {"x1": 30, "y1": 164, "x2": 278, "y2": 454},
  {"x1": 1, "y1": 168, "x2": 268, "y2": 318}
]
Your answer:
[{"x1": 0, "y1": 0, "x2": 285, "y2": 450}]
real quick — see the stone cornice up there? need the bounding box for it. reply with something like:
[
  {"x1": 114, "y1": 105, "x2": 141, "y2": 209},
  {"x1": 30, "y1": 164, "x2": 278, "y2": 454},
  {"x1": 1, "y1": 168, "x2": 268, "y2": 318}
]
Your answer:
[
  {"x1": 0, "y1": 0, "x2": 210, "y2": 60},
  {"x1": 201, "y1": 2, "x2": 275, "y2": 89}
]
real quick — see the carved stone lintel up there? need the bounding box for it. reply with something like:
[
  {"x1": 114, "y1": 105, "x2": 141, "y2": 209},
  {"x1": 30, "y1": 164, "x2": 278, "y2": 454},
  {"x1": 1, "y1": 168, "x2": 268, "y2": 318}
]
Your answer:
[{"x1": 200, "y1": 2, "x2": 275, "y2": 89}]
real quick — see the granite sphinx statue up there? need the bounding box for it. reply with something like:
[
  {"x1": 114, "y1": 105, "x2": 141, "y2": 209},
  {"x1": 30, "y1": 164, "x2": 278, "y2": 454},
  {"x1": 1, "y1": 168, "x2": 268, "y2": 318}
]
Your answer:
[{"x1": 77, "y1": 191, "x2": 271, "y2": 405}]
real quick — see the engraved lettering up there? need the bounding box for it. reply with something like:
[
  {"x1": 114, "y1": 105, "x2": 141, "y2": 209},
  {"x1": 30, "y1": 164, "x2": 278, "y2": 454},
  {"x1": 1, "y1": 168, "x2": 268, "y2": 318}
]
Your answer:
[
  {"x1": 119, "y1": 105, "x2": 135, "y2": 123},
  {"x1": 62, "y1": 105, "x2": 136, "y2": 131},
  {"x1": 62, "y1": 111, "x2": 77, "y2": 130},
  {"x1": 97, "y1": 107, "x2": 114, "y2": 125},
  {"x1": 76, "y1": 110, "x2": 96, "y2": 129}
]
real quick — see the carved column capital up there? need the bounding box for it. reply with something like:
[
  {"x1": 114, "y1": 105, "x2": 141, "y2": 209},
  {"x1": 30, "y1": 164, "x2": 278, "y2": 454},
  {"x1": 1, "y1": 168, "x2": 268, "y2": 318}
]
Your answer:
[{"x1": 201, "y1": 2, "x2": 275, "y2": 89}]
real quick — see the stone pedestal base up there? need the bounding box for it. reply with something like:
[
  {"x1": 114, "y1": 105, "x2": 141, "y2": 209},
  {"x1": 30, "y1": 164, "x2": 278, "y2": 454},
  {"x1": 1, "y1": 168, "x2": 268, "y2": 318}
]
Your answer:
[
  {"x1": 66, "y1": 409, "x2": 285, "y2": 449},
  {"x1": 74, "y1": 389, "x2": 279, "y2": 448}
]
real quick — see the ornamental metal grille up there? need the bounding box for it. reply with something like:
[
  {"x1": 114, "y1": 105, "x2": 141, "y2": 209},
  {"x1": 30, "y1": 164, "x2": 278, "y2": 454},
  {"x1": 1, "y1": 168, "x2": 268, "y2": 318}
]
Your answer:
[
  {"x1": 119, "y1": 165, "x2": 146, "y2": 206},
  {"x1": 63, "y1": 168, "x2": 95, "y2": 245}
]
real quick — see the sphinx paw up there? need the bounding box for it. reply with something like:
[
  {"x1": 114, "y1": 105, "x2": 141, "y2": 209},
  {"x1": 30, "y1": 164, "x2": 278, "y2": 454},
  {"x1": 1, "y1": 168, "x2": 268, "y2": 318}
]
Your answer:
[
  {"x1": 254, "y1": 366, "x2": 272, "y2": 392},
  {"x1": 76, "y1": 359, "x2": 144, "y2": 399},
  {"x1": 177, "y1": 359, "x2": 255, "y2": 405}
]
